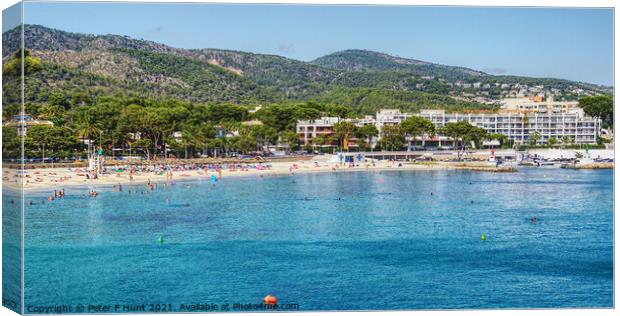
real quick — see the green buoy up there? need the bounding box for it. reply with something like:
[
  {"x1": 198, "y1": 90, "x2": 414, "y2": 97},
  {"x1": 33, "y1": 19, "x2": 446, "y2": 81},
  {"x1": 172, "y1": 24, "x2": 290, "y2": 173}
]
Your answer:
[
  {"x1": 158, "y1": 235, "x2": 164, "y2": 244},
  {"x1": 481, "y1": 233, "x2": 486, "y2": 241}
]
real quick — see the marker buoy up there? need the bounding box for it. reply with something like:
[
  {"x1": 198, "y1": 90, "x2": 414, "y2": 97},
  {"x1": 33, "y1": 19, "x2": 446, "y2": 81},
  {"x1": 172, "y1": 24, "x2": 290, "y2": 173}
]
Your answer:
[
  {"x1": 263, "y1": 295, "x2": 278, "y2": 305},
  {"x1": 481, "y1": 233, "x2": 486, "y2": 241},
  {"x1": 158, "y1": 235, "x2": 164, "y2": 244}
]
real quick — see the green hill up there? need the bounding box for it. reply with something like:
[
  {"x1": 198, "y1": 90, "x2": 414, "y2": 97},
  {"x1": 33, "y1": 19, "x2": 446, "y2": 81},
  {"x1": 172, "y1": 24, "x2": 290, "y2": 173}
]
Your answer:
[
  {"x1": 2, "y1": 25, "x2": 612, "y2": 112},
  {"x1": 311, "y1": 49, "x2": 487, "y2": 79}
]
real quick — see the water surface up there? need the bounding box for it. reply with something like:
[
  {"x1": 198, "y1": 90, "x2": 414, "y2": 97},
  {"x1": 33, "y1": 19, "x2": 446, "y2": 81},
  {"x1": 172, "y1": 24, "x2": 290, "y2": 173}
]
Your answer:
[{"x1": 19, "y1": 168, "x2": 613, "y2": 311}]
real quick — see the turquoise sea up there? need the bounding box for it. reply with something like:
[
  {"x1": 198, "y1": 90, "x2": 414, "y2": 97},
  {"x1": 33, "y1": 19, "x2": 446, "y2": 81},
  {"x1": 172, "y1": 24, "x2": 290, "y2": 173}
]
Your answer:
[{"x1": 9, "y1": 168, "x2": 614, "y2": 311}]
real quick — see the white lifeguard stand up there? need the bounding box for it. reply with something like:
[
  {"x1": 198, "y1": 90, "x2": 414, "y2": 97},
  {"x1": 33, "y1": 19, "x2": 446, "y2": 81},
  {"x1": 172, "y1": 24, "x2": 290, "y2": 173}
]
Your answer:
[{"x1": 88, "y1": 146, "x2": 105, "y2": 175}]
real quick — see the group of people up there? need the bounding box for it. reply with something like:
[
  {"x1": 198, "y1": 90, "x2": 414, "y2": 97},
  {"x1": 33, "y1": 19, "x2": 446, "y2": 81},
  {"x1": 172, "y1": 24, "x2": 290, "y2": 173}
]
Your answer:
[
  {"x1": 46, "y1": 189, "x2": 66, "y2": 202},
  {"x1": 105, "y1": 162, "x2": 271, "y2": 176}
]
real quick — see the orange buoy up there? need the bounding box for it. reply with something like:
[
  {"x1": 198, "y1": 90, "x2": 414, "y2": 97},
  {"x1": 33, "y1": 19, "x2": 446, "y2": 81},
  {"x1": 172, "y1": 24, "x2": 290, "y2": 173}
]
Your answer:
[{"x1": 263, "y1": 294, "x2": 278, "y2": 305}]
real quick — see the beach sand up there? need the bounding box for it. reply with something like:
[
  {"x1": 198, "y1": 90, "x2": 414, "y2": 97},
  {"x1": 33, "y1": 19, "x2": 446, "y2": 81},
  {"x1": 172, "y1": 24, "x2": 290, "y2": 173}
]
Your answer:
[{"x1": 3, "y1": 156, "x2": 512, "y2": 192}]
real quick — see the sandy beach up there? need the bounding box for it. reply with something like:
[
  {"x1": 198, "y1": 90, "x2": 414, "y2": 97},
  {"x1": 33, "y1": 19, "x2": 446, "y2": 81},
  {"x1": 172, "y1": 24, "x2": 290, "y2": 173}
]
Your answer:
[{"x1": 3, "y1": 155, "x2": 515, "y2": 192}]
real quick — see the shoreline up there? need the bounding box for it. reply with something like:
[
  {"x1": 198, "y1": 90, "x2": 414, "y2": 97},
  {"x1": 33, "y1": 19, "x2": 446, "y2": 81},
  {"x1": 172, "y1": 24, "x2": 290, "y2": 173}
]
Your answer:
[{"x1": 3, "y1": 159, "x2": 517, "y2": 192}]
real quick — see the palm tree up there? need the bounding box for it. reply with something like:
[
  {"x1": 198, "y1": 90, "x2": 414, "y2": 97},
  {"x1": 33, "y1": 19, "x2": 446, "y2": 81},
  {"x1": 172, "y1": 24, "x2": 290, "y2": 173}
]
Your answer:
[
  {"x1": 333, "y1": 121, "x2": 357, "y2": 152},
  {"x1": 548, "y1": 136, "x2": 558, "y2": 147},
  {"x1": 178, "y1": 125, "x2": 203, "y2": 158},
  {"x1": 521, "y1": 114, "x2": 529, "y2": 144},
  {"x1": 529, "y1": 131, "x2": 541, "y2": 146},
  {"x1": 75, "y1": 113, "x2": 102, "y2": 156},
  {"x1": 312, "y1": 134, "x2": 332, "y2": 152}
]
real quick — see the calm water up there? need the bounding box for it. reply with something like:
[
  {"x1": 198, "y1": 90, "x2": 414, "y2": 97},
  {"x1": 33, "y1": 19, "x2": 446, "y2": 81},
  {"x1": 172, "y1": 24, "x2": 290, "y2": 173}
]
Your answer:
[{"x1": 14, "y1": 168, "x2": 614, "y2": 311}]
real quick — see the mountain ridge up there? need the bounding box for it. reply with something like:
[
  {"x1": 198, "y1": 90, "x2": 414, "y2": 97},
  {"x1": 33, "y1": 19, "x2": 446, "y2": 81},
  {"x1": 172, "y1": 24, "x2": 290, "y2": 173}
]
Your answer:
[
  {"x1": 310, "y1": 49, "x2": 489, "y2": 79},
  {"x1": 1, "y1": 24, "x2": 612, "y2": 112},
  {"x1": 4, "y1": 24, "x2": 611, "y2": 88}
]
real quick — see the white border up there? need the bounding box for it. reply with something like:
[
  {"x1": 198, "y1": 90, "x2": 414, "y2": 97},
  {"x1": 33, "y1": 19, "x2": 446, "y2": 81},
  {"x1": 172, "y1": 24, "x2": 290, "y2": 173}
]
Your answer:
[{"x1": 0, "y1": 1, "x2": 617, "y2": 316}]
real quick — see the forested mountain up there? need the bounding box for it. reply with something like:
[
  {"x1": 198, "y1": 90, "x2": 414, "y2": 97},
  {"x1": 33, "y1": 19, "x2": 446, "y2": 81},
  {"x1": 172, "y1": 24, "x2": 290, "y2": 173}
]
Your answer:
[
  {"x1": 311, "y1": 49, "x2": 487, "y2": 79},
  {"x1": 2, "y1": 25, "x2": 613, "y2": 159},
  {"x1": 2, "y1": 24, "x2": 612, "y2": 114}
]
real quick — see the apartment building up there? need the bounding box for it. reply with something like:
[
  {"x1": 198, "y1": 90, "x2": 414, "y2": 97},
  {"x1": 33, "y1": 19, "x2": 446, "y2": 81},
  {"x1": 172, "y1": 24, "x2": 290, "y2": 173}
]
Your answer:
[
  {"x1": 418, "y1": 109, "x2": 600, "y2": 145},
  {"x1": 296, "y1": 117, "x2": 342, "y2": 147},
  {"x1": 297, "y1": 106, "x2": 601, "y2": 147},
  {"x1": 500, "y1": 96, "x2": 581, "y2": 115}
]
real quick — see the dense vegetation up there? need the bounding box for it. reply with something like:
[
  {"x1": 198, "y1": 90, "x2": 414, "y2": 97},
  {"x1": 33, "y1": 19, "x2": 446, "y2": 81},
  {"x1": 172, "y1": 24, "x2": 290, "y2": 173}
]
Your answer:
[
  {"x1": 1, "y1": 48, "x2": 359, "y2": 159},
  {"x1": 3, "y1": 92, "x2": 351, "y2": 160},
  {"x1": 1, "y1": 25, "x2": 613, "y2": 160},
  {"x1": 312, "y1": 87, "x2": 498, "y2": 115},
  {"x1": 578, "y1": 95, "x2": 614, "y2": 128},
  {"x1": 117, "y1": 48, "x2": 282, "y2": 103},
  {"x1": 311, "y1": 49, "x2": 486, "y2": 80},
  {"x1": 3, "y1": 25, "x2": 611, "y2": 106}
]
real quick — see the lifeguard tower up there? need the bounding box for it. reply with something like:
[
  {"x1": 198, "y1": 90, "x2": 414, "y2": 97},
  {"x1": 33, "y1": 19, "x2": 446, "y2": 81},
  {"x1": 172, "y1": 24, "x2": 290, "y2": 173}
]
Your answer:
[{"x1": 88, "y1": 146, "x2": 105, "y2": 175}]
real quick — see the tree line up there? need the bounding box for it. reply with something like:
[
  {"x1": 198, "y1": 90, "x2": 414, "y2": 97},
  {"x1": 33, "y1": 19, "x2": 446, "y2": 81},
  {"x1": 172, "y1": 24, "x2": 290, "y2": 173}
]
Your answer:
[
  {"x1": 2, "y1": 50, "x2": 613, "y2": 161},
  {"x1": 327, "y1": 117, "x2": 488, "y2": 154}
]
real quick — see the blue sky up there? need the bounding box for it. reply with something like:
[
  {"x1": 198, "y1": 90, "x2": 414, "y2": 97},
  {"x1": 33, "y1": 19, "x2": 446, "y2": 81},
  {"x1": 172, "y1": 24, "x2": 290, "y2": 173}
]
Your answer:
[{"x1": 8, "y1": 2, "x2": 615, "y2": 86}]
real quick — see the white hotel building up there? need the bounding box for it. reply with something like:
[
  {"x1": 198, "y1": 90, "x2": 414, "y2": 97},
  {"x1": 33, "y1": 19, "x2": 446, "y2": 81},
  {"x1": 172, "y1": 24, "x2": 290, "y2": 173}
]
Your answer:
[{"x1": 297, "y1": 97, "x2": 601, "y2": 147}]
